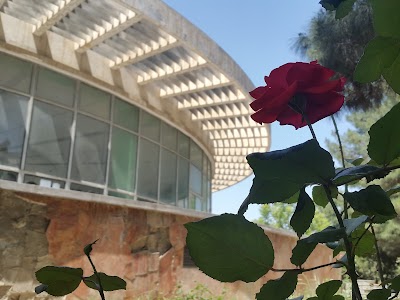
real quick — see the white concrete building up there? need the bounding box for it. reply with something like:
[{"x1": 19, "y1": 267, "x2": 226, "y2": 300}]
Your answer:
[{"x1": 0, "y1": 0, "x2": 270, "y2": 212}]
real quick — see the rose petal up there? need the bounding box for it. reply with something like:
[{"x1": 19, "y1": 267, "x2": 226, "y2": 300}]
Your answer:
[
  {"x1": 249, "y1": 86, "x2": 268, "y2": 99},
  {"x1": 251, "y1": 105, "x2": 285, "y2": 124},
  {"x1": 300, "y1": 79, "x2": 344, "y2": 94},
  {"x1": 305, "y1": 92, "x2": 345, "y2": 124},
  {"x1": 250, "y1": 82, "x2": 297, "y2": 113},
  {"x1": 287, "y1": 62, "x2": 335, "y2": 88},
  {"x1": 276, "y1": 107, "x2": 304, "y2": 129},
  {"x1": 265, "y1": 63, "x2": 294, "y2": 89}
]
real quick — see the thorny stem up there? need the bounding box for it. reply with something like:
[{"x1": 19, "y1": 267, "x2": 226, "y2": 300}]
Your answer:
[
  {"x1": 86, "y1": 253, "x2": 106, "y2": 300},
  {"x1": 323, "y1": 185, "x2": 362, "y2": 300},
  {"x1": 331, "y1": 115, "x2": 349, "y2": 219},
  {"x1": 371, "y1": 224, "x2": 385, "y2": 286},
  {"x1": 271, "y1": 261, "x2": 342, "y2": 273}
]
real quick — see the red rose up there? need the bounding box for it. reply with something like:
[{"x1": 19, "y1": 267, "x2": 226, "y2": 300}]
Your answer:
[{"x1": 250, "y1": 61, "x2": 346, "y2": 129}]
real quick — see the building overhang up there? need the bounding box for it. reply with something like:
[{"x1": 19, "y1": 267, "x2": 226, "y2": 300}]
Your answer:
[{"x1": 0, "y1": 0, "x2": 270, "y2": 191}]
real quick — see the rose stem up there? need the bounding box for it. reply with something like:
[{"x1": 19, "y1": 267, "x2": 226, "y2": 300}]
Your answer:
[
  {"x1": 331, "y1": 115, "x2": 348, "y2": 219},
  {"x1": 323, "y1": 185, "x2": 362, "y2": 300},
  {"x1": 302, "y1": 113, "x2": 317, "y2": 140}
]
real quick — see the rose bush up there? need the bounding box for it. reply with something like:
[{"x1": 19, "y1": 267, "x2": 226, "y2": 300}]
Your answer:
[{"x1": 250, "y1": 61, "x2": 346, "y2": 128}]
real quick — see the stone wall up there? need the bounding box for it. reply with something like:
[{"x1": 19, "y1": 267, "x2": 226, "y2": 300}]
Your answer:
[{"x1": 0, "y1": 188, "x2": 340, "y2": 299}]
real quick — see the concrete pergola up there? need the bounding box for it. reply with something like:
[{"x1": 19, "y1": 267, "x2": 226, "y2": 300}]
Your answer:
[{"x1": 0, "y1": 0, "x2": 270, "y2": 192}]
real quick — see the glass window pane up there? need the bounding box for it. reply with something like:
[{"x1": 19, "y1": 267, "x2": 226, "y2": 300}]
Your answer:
[
  {"x1": 70, "y1": 183, "x2": 103, "y2": 194},
  {"x1": 23, "y1": 174, "x2": 65, "y2": 189},
  {"x1": 190, "y1": 164, "x2": 202, "y2": 195},
  {"x1": 79, "y1": 83, "x2": 110, "y2": 119},
  {"x1": 160, "y1": 149, "x2": 177, "y2": 205},
  {"x1": 0, "y1": 53, "x2": 32, "y2": 93},
  {"x1": 195, "y1": 195, "x2": 202, "y2": 211},
  {"x1": 207, "y1": 180, "x2": 212, "y2": 212},
  {"x1": 109, "y1": 127, "x2": 137, "y2": 192},
  {"x1": 177, "y1": 157, "x2": 189, "y2": 208},
  {"x1": 0, "y1": 90, "x2": 28, "y2": 168},
  {"x1": 71, "y1": 114, "x2": 109, "y2": 184},
  {"x1": 36, "y1": 68, "x2": 75, "y2": 107},
  {"x1": 190, "y1": 140, "x2": 202, "y2": 170},
  {"x1": 161, "y1": 122, "x2": 177, "y2": 151},
  {"x1": 178, "y1": 132, "x2": 189, "y2": 158},
  {"x1": 0, "y1": 170, "x2": 17, "y2": 181},
  {"x1": 188, "y1": 193, "x2": 195, "y2": 210},
  {"x1": 25, "y1": 101, "x2": 73, "y2": 178},
  {"x1": 202, "y1": 175, "x2": 207, "y2": 205},
  {"x1": 113, "y1": 98, "x2": 139, "y2": 132},
  {"x1": 140, "y1": 111, "x2": 160, "y2": 142},
  {"x1": 137, "y1": 138, "x2": 159, "y2": 200},
  {"x1": 108, "y1": 190, "x2": 133, "y2": 199}
]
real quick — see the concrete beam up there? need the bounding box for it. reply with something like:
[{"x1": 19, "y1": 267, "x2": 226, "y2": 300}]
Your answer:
[
  {"x1": 76, "y1": 13, "x2": 143, "y2": 52},
  {"x1": 33, "y1": 0, "x2": 86, "y2": 36},
  {"x1": 110, "y1": 38, "x2": 179, "y2": 69}
]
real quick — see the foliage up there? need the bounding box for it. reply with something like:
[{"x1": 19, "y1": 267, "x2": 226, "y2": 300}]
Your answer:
[
  {"x1": 35, "y1": 240, "x2": 126, "y2": 299},
  {"x1": 186, "y1": 1, "x2": 400, "y2": 299},
  {"x1": 326, "y1": 96, "x2": 400, "y2": 280},
  {"x1": 294, "y1": 0, "x2": 388, "y2": 110},
  {"x1": 256, "y1": 198, "x2": 332, "y2": 235}
]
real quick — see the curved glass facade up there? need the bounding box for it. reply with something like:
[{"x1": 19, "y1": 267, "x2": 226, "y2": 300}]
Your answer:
[{"x1": 0, "y1": 52, "x2": 212, "y2": 212}]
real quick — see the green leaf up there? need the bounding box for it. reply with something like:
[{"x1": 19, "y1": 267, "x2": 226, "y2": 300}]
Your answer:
[
  {"x1": 367, "y1": 288, "x2": 391, "y2": 300},
  {"x1": 352, "y1": 228, "x2": 375, "y2": 257},
  {"x1": 306, "y1": 227, "x2": 346, "y2": 244},
  {"x1": 291, "y1": 240, "x2": 317, "y2": 266},
  {"x1": 284, "y1": 191, "x2": 300, "y2": 204},
  {"x1": 332, "y1": 165, "x2": 381, "y2": 186},
  {"x1": 332, "y1": 242, "x2": 344, "y2": 257},
  {"x1": 343, "y1": 215, "x2": 369, "y2": 235},
  {"x1": 290, "y1": 189, "x2": 315, "y2": 238},
  {"x1": 383, "y1": 54, "x2": 400, "y2": 94},
  {"x1": 344, "y1": 185, "x2": 397, "y2": 219},
  {"x1": 312, "y1": 185, "x2": 338, "y2": 207},
  {"x1": 185, "y1": 214, "x2": 274, "y2": 282},
  {"x1": 354, "y1": 37, "x2": 400, "y2": 84},
  {"x1": 386, "y1": 186, "x2": 400, "y2": 197},
  {"x1": 35, "y1": 266, "x2": 83, "y2": 296},
  {"x1": 370, "y1": 0, "x2": 400, "y2": 38},
  {"x1": 345, "y1": 157, "x2": 364, "y2": 166},
  {"x1": 316, "y1": 280, "x2": 342, "y2": 298},
  {"x1": 333, "y1": 254, "x2": 347, "y2": 268},
  {"x1": 390, "y1": 274, "x2": 400, "y2": 291},
  {"x1": 247, "y1": 140, "x2": 335, "y2": 204},
  {"x1": 368, "y1": 102, "x2": 400, "y2": 166},
  {"x1": 256, "y1": 272, "x2": 298, "y2": 300},
  {"x1": 335, "y1": 0, "x2": 356, "y2": 19},
  {"x1": 83, "y1": 273, "x2": 126, "y2": 291}
]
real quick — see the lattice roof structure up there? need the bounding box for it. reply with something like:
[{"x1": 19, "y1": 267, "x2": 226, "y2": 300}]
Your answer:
[{"x1": 0, "y1": 0, "x2": 270, "y2": 191}]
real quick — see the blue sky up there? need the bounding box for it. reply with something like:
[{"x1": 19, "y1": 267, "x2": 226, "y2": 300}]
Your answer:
[{"x1": 163, "y1": 1, "x2": 350, "y2": 220}]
